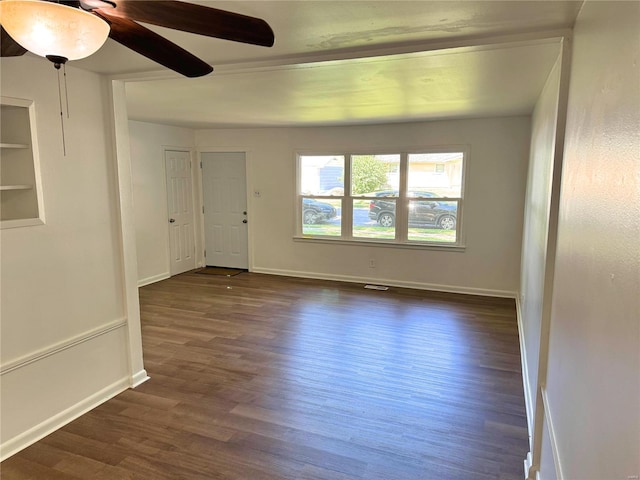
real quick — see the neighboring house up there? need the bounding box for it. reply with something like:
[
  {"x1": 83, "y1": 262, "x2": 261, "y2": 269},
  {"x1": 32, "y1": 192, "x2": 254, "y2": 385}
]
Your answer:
[
  {"x1": 0, "y1": 2, "x2": 638, "y2": 479},
  {"x1": 300, "y1": 157, "x2": 344, "y2": 194}
]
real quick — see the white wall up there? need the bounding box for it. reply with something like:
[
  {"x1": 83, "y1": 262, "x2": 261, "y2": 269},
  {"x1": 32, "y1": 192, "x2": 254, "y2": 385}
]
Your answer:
[
  {"x1": 519, "y1": 50, "x2": 563, "y2": 445},
  {"x1": 0, "y1": 56, "x2": 136, "y2": 459},
  {"x1": 195, "y1": 116, "x2": 531, "y2": 296},
  {"x1": 128, "y1": 120, "x2": 195, "y2": 286},
  {"x1": 540, "y1": 1, "x2": 640, "y2": 478}
]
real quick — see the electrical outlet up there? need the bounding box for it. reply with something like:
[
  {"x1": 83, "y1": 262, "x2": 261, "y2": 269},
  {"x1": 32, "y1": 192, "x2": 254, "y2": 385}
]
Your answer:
[{"x1": 369, "y1": 259, "x2": 376, "y2": 268}]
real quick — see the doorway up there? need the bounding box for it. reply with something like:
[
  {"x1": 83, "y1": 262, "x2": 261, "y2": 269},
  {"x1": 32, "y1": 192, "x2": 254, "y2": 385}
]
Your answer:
[{"x1": 201, "y1": 152, "x2": 248, "y2": 269}]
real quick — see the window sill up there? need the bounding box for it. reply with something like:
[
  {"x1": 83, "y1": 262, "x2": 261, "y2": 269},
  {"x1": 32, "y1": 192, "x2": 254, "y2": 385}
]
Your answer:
[
  {"x1": 1, "y1": 218, "x2": 44, "y2": 229},
  {"x1": 293, "y1": 235, "x2": 466, "y2": 252}
]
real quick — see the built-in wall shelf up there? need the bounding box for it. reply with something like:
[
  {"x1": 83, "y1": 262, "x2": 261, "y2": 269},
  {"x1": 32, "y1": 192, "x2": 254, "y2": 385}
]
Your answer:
[
  {"x1": 1, "y1": 185, "x2": 34, "y2": 191},
  {"x1": 1, "y1": 96, "x2": 44, "y2": 228},
  {"x1": 0, "y1": 143, "x2": 29, "y2": 149}
]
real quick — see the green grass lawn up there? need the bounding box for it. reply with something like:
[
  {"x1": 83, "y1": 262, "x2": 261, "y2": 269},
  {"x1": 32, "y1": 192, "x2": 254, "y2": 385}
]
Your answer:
[{"x1": 302, "y1": 224, "x2": 456, "y2": 242}]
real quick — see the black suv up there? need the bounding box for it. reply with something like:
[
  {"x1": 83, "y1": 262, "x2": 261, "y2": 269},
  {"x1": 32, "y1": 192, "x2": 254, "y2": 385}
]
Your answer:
[
  {"x1": 303, "y1": 198, "x2": 337, "y2": 224},
  {"x1": 368, "y1": 191, "x2": 456, "y2": 229}
]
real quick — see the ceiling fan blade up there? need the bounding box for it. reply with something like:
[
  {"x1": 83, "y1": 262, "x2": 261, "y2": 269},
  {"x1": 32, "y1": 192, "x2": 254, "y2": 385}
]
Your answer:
[
  {"x1": 1, "y1": 25, "x2": 27, "y2": 57},
  {"x1": 108, "y1": 0, "x2": 274, "y2": 48},
  {"x1": 95, "y1": 9, "x2": 213, "y2": 78},
  {"x1": 59, "y1": 1, "x2": 114, "y2": 10},
  {"x1": 79, "y1": 0, "x2": 116, "y2": 9}
]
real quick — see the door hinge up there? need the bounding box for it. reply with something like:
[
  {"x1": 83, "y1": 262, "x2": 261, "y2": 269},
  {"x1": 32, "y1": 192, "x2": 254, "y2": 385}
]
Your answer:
[
  {"x1": 202, "y1": 206, "x2": 205, "y2": 214},
  {"x1": 200, "y1": 161, "x2": 203, "y2": 169},
  {"x1": 204, "y1": 249, "x2": 206, "y2": 257}
]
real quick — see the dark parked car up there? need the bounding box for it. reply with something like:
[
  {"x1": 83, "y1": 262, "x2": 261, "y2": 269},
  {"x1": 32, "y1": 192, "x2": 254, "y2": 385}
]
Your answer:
[
  {"x1": 368, "y1": 191, "x2": 457, "y2": 229},
  {"x1": 303, "y1": 198, "x2": 337, "y2": 224}
]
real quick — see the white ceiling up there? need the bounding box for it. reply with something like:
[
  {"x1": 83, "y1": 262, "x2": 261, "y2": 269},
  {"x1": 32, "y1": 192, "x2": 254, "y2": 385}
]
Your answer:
[{"x1": 73, "y1": 1, "x2": 584, "y2": 129}]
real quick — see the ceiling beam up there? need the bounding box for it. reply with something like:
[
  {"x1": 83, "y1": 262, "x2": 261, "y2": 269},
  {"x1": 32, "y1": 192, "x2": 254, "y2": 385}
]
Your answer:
[{"x1": 111, "y1": 27, "x2": 572, "y2": 83}]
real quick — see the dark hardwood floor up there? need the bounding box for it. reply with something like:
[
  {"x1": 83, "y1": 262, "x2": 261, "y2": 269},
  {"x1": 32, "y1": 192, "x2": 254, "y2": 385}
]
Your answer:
[{"x1": 1, "y1": 272, "x2": 529, "y2": 479}]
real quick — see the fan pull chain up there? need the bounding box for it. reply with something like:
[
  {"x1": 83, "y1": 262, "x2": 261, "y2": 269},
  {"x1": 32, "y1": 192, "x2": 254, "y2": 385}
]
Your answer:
[
  {"x1": 63, "y1": 63, "x2": 70, "y2": 119},
  {"x1": 56, "y1": 67, "x2": 67, "y2": 156}
]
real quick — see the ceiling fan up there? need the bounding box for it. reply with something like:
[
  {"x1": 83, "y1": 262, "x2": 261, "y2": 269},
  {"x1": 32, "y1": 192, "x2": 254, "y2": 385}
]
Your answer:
[{"x1": 0, "y1": 0, "x2": 275, "y2": 77}]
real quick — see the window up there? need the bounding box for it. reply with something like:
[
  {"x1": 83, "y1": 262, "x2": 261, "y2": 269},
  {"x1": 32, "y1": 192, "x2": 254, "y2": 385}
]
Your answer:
[{"x1": 296, "y1": 149, "x2": 466, "y2": 247}]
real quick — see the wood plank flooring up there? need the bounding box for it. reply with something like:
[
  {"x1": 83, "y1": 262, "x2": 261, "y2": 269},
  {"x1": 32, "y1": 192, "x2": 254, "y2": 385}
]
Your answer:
[{"x1": 1, "y1": 272, "x2": 529, "y2": 479}]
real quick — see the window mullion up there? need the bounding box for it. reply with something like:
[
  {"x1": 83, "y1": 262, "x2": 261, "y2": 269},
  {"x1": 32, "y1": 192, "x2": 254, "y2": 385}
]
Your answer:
[
  {"x1": 295, "y1": 155, "x2": 302, "y2": 237},
  {"x1": 454, "y1": 198, "x2": 462, "y2": 244},
  {"x1": 396, "y1": 152, "x2": 409, "y2": 242},
  {"x1": 343, "y1": 153, "x2": 353, "y2": 239}
]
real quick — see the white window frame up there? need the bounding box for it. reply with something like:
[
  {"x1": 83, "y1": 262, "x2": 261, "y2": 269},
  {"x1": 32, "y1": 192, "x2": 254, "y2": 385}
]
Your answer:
[{"x1": 295, "y1": 146, "x2": 468, "y2": 249}]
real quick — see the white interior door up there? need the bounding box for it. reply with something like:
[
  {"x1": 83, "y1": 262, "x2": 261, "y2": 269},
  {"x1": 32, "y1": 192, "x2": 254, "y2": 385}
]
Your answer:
[
  {"x1": 165, "y1": 150, "x2": 196, "y2": 275},
  {"x1": 201, "y1": 152, "x2": 248, "y2": 269}
]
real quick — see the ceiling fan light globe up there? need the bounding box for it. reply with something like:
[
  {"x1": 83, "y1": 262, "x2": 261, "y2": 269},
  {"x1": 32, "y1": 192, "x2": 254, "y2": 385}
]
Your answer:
[{"x1": 0, "y1": 0, "x2": 109, "y2": 61}]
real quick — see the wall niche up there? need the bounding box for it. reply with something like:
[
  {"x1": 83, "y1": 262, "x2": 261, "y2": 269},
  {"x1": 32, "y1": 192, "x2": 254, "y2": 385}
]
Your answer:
[{"x1": 1, "y1": 96, "x2": 44, "y2": 228}]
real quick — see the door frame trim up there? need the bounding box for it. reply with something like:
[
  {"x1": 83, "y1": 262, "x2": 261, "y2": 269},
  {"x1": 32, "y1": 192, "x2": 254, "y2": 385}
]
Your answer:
[
  {"x1": 109, "y1": 80, "x2": 147, "y2": 387},
  {"x1": 197, "y1": 147, "x2": 252, "y2": 271}
]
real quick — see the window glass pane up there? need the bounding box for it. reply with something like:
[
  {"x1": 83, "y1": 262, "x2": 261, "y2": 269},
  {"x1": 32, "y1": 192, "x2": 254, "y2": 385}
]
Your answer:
[
  {"x1": 351, "y1": 154, "x2": 400, "y2": 196},
  {"x1": 407, "y1": 200, "x2": 458, "y2": 243},
  {"x1": 300, "y1": 155, "x2": 344, "y2": 196},
  {"x1": 302, "y1": 197, "x2": 341, "y2": 236},
  {"x1": 354, "y1": 198, "x2": 396, "y2": 239},
  {"x1": 408, "y1": 152, "x2": 463, "y2": 198}
]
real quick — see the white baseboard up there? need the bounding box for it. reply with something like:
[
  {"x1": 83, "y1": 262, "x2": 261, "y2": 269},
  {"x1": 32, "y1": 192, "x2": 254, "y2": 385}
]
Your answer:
[
  {"x1": 525, "y1": 451, "x2": 534, "y2": 480},
  {"x1": 252, "y1": 267, "x2": 517, "y2": 298},
  {"x1": 516, "y1": 294, "x2": 538, "y2": 480},
  {"x1": 131, "y1": 369, "x2": 150, "y2": 387},
  {"x1": 138, "y1": 272, "x2": 170, "y2": 287},
  {"x1": 0, "y1": 377, "x2": 130, "y2": 461},
  {"x1": 515, "y1": 294, "x2": 535, "y2": 441}
]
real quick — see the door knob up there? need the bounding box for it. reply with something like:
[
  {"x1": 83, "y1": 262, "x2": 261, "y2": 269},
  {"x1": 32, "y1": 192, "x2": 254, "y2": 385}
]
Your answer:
[
  {"x1": 169, "y1": 218, "x2": 176, "y2": 223},
  {"x1": 242, "y1": 219, "x2": 248, "y2": 224}
]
